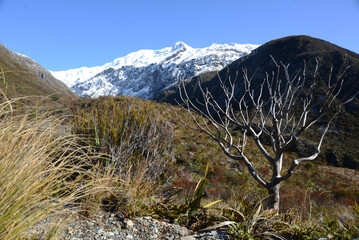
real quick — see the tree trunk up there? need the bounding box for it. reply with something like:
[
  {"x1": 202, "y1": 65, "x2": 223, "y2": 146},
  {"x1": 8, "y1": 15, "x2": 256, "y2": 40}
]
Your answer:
[{"x1": 267, "y1": 183, "x2": 280, "y2": 210}]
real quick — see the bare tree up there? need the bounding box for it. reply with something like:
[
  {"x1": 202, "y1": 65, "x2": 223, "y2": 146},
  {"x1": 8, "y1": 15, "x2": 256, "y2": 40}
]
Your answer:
[{"x1": 176, "y1": 56, "x2": 357, "y2": 210}]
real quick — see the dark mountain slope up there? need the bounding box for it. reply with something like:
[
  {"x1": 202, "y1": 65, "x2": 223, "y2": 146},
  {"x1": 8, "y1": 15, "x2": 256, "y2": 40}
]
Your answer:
[
  {"x1": 159, "y1": 35, "x2": 359, "y2": 104},
  {"x1": 156, "y1": 71, "x2": 217, "y2": 103},
  {"x1": 158, "y1": 35, "x2": 359, "y2": 169},
  {"x1": 0, "y1": 43, "x2": 77, "y2": 98}
]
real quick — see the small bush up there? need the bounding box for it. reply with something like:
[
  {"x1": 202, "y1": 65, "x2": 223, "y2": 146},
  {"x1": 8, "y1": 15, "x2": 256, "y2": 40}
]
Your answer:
[{"x1": 71, "y1": 96, "x2": 174, "y2": 216}]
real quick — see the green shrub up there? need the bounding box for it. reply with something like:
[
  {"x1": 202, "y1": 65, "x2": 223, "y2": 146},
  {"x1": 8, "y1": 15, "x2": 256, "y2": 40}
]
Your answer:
[{"x1": 71, "y1": 96, "x2": 174, "y2": 216}]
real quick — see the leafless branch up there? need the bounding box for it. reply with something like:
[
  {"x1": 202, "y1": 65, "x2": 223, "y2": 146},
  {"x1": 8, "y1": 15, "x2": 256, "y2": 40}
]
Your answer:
[{"x1": 173, "y1": 56, "x2": 355, "y2": 209}]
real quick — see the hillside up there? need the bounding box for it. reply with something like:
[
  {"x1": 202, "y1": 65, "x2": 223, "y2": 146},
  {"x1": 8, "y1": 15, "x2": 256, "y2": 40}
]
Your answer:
[
  {"x1": 65, "y1": 95, "x2": 359, "y2": 236},
  {"x1": 158, "y1": 35, "x2": 359, "y2": 169},
  {"x1": 0, "y1": 43, "x2": 77, "y2": 98},
  {"x1": 1, "y1": 93, "x2": 357, "y2": 238},
  {"x1": 1, "y1": 77, "x2": 358, "y2": 239}
]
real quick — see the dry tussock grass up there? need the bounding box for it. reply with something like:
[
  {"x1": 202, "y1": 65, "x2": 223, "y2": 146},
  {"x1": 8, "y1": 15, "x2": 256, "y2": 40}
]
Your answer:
[{"x1": 0, "y1": 97, "x2": 95, "y2": 239}]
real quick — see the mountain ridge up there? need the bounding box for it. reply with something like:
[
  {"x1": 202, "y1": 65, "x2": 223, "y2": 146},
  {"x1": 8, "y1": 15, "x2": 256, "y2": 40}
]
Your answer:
[{"x1": 51, "y1": 42, "x2": 259, "y2": 99}]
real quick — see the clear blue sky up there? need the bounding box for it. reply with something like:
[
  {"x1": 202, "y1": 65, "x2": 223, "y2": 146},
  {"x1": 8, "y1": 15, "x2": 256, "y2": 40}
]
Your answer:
[{"x1": 1, "y1": 0, "x2": 358, "y2": 71}]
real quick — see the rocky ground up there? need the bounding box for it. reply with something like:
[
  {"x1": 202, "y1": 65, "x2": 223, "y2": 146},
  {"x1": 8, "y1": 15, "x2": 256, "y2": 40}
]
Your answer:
[{"x1": 28, "y1": 210, "x2": 230, "y2": 240}]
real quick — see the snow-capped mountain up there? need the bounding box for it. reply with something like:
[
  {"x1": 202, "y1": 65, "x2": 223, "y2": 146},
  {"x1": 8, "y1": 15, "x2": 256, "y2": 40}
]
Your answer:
[{"x1": 51, "y1": 41, "x2": 259, "y2": 99}]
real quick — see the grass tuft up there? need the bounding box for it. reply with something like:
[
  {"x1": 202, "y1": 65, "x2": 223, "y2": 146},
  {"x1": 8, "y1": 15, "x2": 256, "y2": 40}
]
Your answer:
[{"x1": 0, "y1": 97, "x2": 91, "y2": 239}]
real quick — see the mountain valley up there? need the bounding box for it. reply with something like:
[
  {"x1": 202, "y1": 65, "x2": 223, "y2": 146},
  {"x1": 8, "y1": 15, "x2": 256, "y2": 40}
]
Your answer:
[{"x1": 1, "y1": 35, "x2": 359, "y2": 239}]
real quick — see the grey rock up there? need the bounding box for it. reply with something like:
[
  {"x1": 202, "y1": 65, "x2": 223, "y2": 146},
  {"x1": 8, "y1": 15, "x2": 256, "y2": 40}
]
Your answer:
[
  {"x1": 126, "y1": 220, "x2": 135, "y2": 229},
  {"x1": 181, "y1": 237, "x2": 196, "y2": 240},
  {"x1": 97, "y1": 227, "x2": 104, "y2": 234},
  {"x1": 103, "y1": 231, "x2": 115, "y2": 237}
]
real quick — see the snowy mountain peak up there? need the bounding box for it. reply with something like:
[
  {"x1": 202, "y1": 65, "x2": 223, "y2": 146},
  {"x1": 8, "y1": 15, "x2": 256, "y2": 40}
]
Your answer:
[
  {"x1": 171, "y1": 41, "x2": 190, "y2": 51},
  {"x1": 51, "y1": 42, "x2": 259, "y2": 99}
]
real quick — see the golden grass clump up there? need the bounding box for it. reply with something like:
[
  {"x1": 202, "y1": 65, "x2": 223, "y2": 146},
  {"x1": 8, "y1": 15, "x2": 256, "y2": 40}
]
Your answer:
[{"x1": 0, "y1": 97, "x2": 91, "y2": 239}]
